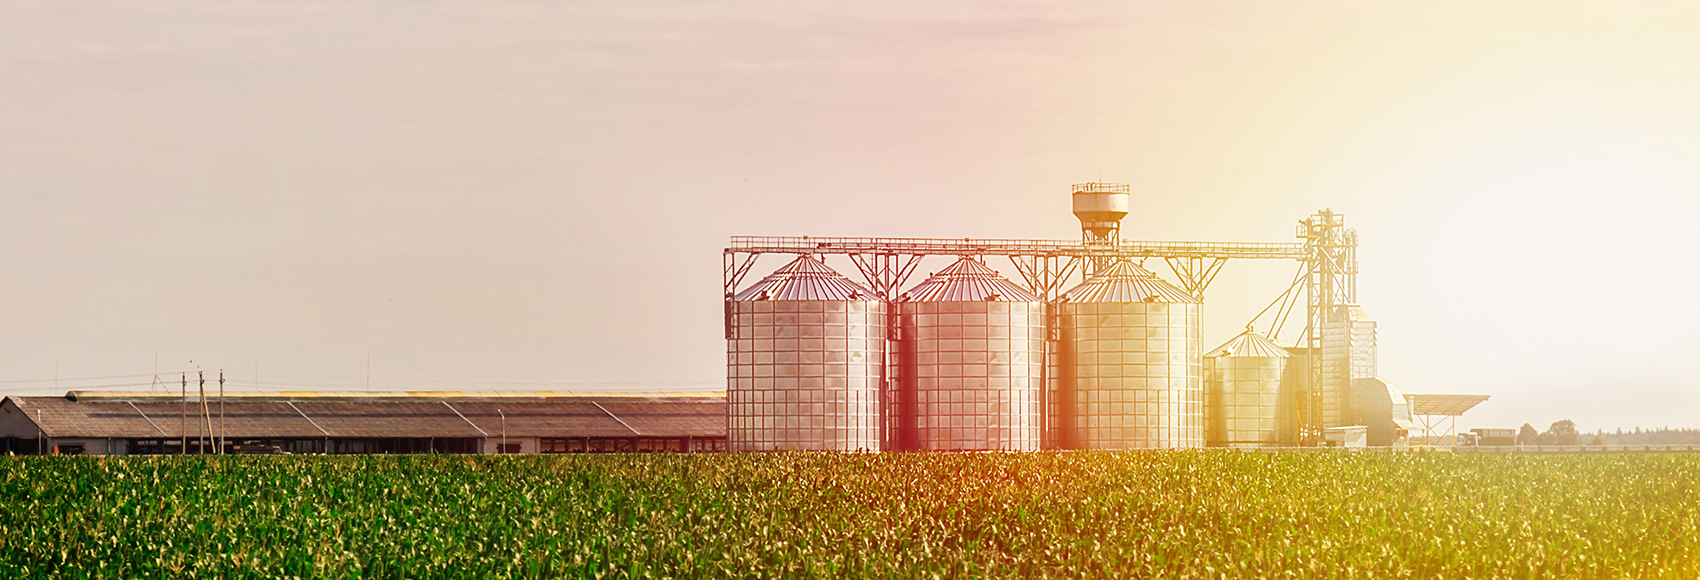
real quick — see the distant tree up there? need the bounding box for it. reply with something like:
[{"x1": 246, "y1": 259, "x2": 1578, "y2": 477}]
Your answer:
[
  {"x1": 1549, "y1": 420, "x2": 1580, "y2": 445},
  {"x1": 1536, "y1": 432, "x2": 1558, "y2": 446},
  {"x1": 1517, "y1": 423, "x2": 1539, "y2": 445},
  {"x1": 1589, "y1": 434, "x2": 1606, "y2": 446}
]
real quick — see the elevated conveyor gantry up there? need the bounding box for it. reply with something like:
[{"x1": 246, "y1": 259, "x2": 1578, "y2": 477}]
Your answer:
[
  {"x1": 723, "y1": 206, "x2": 1358, "y2": 446},
  {"x1": 725, "y1": 236, "x2": 1304, "y2": 303}
]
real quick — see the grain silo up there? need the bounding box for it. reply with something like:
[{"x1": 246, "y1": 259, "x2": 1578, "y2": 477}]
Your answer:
[
  {"x1": 896, "y1": 257, "x2": 1045, "y2": 451},
  {"x1": 1203, "y1": 329, "x2": 1293, "y2": 447},
  {"x1": 1321, "y1": 305, "x2": 1377, "y2": 428},
  {"x1": 1055, "y1": 259, "x2": 1202, "y2": 449},
  {"x1": 726, "y1": 255, "x2": 885, "y2": 451}
]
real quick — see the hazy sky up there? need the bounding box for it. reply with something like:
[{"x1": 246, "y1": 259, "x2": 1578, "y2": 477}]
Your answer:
[{"x1": 5, "y1": 1, "x2": 1700, "y2": 432}]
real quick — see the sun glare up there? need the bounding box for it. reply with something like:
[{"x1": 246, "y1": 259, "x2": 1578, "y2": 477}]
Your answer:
[{"x1": 1423, "y1": 146, "x2": 1700, "y2": 382}]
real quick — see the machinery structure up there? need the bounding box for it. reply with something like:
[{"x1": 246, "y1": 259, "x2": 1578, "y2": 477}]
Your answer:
[
  {"x1": 723, "y1": 182, "x2": 1362, "y2": 447},
  {"x1": 1405, "y1": 394, "x2": 1491, "y2": 446}
]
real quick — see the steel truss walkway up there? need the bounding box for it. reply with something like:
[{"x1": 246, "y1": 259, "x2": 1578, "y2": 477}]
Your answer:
[{"x1": 723, "y1": 209, "x2": 1357, "y2": 446}]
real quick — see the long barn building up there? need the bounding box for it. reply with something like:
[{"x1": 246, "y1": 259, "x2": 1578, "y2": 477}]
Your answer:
[{"x1": 0, "y1": 391, "x2": 726, "y2": 455}]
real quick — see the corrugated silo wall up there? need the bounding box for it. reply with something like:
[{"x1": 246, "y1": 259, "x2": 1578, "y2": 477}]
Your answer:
[
  {"x1": 1281, "y1": 347, "x2": 1314, "y2": 445},
  {"x1": 727, "y1": 300, "x2": 885, "y2": 451},
  {"x1": 1204, "y1": 352, "x2": 1292, "y2": 448},
  {"x1": 1320, "y1": 317, "x2": 1358, "y2": 428},
  {"x1": 1320, "y1": 315, "x2": 1376, "y2": 428},
  {"x1": 1057, "y1": 301, "x2": 1203, "y2": 449},
  {"x1": 896, "y1": 301, "x2": 1045, "y2": 451},
  {"x1": 1044, "y1": 309, "x2": 1062, "y2": 450}
]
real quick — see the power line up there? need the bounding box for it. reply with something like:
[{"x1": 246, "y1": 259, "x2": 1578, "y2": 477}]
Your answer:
[
  {"x1": 0, "y1": 372, "x2": 166, "y2": 385},
  {"x1": 0, "y1": 369, "x2": 720, "y2": 392}
]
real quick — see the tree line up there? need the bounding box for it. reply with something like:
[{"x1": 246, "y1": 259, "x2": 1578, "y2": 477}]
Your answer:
[{"x1": 1515, "y1": 421, "x2": 1700, "y2": 445}]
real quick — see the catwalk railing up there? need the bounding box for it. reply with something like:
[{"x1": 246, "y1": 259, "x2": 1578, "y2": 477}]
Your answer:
[{"x1": 727, "y1": 236, "x2": 1305, "y2": 260}]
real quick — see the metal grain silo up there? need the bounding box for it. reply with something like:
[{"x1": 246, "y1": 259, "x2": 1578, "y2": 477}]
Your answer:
[
  {"x1": 896, "y1": 257, "x2": 1044, "y2": 451},
  {"x1": 1203, "y1": 329, "x2": 1293, "y2": 448},
  {"x1": 1321, "y1": 305, "x2": 1377, "y2": 429},
  {"x1": 1056, "y1": 259, "x2": 1202, "y2": 449},
  {"x1": 727, "y1": 255, "x2": 884, "y2": 451}
]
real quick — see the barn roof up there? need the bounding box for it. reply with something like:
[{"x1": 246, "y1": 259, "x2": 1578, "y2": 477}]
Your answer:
[{"x1": 0, "y1": 392, "x2": 726, "y2": 440}]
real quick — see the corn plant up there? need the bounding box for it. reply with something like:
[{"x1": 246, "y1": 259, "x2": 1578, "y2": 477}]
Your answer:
[{"x1": 0, "y1": 452, "x2": 1694, "y2": 579}]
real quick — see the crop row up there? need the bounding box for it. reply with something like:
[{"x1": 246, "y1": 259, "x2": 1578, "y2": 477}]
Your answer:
[{"x1": 0, "y1": 452, "x2": 1695, "y2": 579}]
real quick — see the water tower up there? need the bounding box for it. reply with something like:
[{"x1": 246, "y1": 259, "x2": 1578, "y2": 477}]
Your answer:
[
  {"x1": 1072, "y1": 182, "x2": 1130, "y2": 273},
  {"x1": 1072, "y1": 182, "x2": 1129, "y2": 245}
]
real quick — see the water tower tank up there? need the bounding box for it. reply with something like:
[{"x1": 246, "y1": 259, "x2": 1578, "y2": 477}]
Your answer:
[
  {"x1": 1055, "y1": 259, "x2": 1202, "y2": 449},
  {"x1": 1072, "y1": 182, "x2": 1131, "y2": 245},
  {"x1": 727, "y1": 255, "x2": 885, "y2": 451},
  {"x1": 1203, "y1": 329, "x2": 1293, "y2": 448},
  {"x1": 896, "y1": 257, "x2": 1045, "y2": 451}
]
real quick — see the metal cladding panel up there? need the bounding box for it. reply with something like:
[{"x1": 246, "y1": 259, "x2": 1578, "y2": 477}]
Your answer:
[
  {"x1": 1203, "y1": 331, "x2": 1292, "y2": 447},
  {"x1": 727, "y1": 299, "x2": 885, "y2": 451},
  {"x1": 289, "y1": 401, "x2": 486, "y2": 438},
  {"x1": 449, "y1": 400, "x2": 635, "y2": 438},
  {"x1": 1058, "y1": 300, "x2": 1203, "y2": 450},
  {"x1": 129, "y1": 400, "x2": 325, "y2": 438},
  {"x1": 5, "y1": 398, "x2": 165, "y2": 439},
  {"x1": 899, "y1": 300, "x2": 1046, "y2": 451},
  {"x1": 732, "y1": 255, "x2": 876, "y2": 301},
  {"x1": 1321, "y1": 305, "x2": 1377, "y2": 428},
  {"x1": 589, "y1": 399, "x2": 729, "y2": 438},
  {"x1": 898, "y1": 258, "x2": 1040, "y2": 303},
  {"x1": 1057, "y1": 260, "x2": 1197, "y2": 304},
  {"x1": 1353, "y1": 378, "x2": 1409, "y2": 447},
  {"x1": 1071, "y1": 191, "x2": 1130, "y2": 220},
  {"x1": 3, "y1": 395, "x2": 727, "y2": 441},
  {"x1": 1405, "y1": 394, "x2": 1489, "y2": 416}
]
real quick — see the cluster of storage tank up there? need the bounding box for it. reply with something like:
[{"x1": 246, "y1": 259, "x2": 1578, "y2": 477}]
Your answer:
[{"x1": 726, "y1": 254, "x2": 1305, "y2": 451}]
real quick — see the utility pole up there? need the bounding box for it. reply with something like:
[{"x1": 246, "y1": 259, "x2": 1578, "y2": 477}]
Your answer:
[
  {"x1": 219, "y1": 370, "x2": 226, "y2": 454},
  {"x1": 180, "y1": 372, "x2": 187, "y2": 454},
  {"x1": 36, "y1": 410, "x2": 42, "y2": 455},
  {"x1": 499, "y1": 409, "x2": 507, "y2": 454},
  {"x1": 199, "y1": 371, "x2": 212, "y2": 455}
]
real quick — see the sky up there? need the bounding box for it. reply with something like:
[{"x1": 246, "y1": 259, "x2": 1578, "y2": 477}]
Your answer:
[{"x1": 4, "y1": 0, "x2": 1700, "y2": 433}]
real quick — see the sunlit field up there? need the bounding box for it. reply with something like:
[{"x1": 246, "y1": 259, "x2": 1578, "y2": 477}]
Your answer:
[{"x1": 0, "y1": 452, "x2": 1695, "y2": 579}]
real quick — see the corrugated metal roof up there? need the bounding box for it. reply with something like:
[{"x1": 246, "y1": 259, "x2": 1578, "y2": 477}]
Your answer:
[
  {"x1": 65, "y1": 390, "x2": 725, "y2": 401},
  {"x1": 1, "y1": 395, "x2": 727, "y2": 440},
  {"x1": 290, "y1": 401, "x2": 488, "y2": 438},
  {"x1": 732, "y1": 255, "x2": 876, "y2": 301},
  {"x1": 898, "y1": 257, "x2": 1040, "y2": 302},
  {"x1": 1207, "y1": 329, "x2": 1291, "y2": 358},
  {"x1": 448, "y1": 400, "x2": 638, "y2": 438},
  {"x1": 1404, "y1": 394, "x2": 1489, "y2": 416},
  {"x1": 1057, "y1": 260, "x2": 1197, "y2": 304},
  {"x1": 595, "y1": 399, "x2": 728, "y2": 438}
]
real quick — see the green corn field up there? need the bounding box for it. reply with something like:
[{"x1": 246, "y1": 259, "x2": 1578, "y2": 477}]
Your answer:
[{"x1": 0, "y1": 452, "x2": 1695, "y2": 579}]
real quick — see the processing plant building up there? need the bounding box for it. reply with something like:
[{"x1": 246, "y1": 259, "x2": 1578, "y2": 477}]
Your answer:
[{"x1": 724, "y1": 182, "x2": 1480, "y2": 451}]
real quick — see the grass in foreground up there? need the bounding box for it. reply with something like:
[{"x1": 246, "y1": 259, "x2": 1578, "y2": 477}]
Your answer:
[{"x1": 0, "y1": 451, "x2": 1695, "y2": 579}]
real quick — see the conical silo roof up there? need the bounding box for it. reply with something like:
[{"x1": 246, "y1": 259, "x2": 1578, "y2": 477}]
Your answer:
[
  {"x1": 1206, "y1": 329, "x2": 1291, "y2": 358},
  {"x1": 898, "y1": 257, "x2": 1040, "y2": 302},
  {"x1": 732, "y1": 255, "x2": 876, "y2": 301},
  {"x1": 1057, "y1": 259, "x2": 1197, "y2": 304}
]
